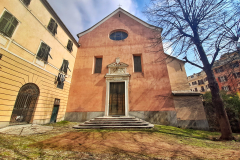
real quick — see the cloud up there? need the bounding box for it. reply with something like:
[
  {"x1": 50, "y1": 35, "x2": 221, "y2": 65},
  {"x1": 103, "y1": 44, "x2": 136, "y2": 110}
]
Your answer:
[{"x1": 47, "y1": 0, "x2": 140, "y2": 41}]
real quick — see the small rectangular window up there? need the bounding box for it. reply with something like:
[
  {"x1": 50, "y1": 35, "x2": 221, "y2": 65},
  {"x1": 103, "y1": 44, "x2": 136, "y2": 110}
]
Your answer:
[
  {"x1": 47, "y1": 18, "x2": 58, "y2": 35},
  {"x1": 67, "y1": 40, "x2": 73, "y2": 52},
  {"x1": 134, "y1": 55, "x2": 142, "y2": 72},
  {"x1": 21, "y1": 0, "x2": 31, "y2": 6},
  {"x1": 36, "y1": 42, "x2": 52, "y2": 62},
  {"x1": 95, "y1": 58, "x2": 102, "y2": 73},
  {"x1": 0, "y1": 11, "x2": 19, "y2": 37},
  {"x1": 59, "y1": 59, "x2": 70, "y2": 74}
]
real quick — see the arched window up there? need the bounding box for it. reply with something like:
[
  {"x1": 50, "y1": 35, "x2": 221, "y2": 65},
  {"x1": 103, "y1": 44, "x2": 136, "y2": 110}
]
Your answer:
[
  {"x1": 110, "y1": 31, "x2": 128, "y2": 41},
  {"x1": 10, "y1": 83, "x2": 39, "y2": 124}
]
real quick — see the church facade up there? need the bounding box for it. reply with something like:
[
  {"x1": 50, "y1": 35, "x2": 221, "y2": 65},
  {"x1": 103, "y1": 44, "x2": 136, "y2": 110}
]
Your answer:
[{"x1": 65, "y1": 8, "x2": 209, "y2": 130}]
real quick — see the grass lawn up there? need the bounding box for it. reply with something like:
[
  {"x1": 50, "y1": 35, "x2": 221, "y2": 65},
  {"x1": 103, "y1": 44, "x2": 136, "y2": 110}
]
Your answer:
[{"x1": 0, "y1": 121, "x2": 239, "y2": 160}]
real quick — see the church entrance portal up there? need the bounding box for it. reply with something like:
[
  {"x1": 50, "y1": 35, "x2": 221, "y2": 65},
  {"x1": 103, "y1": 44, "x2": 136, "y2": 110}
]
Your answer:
[{"x1": 109, "y1": 82, "x2": 125, "y2": 115}]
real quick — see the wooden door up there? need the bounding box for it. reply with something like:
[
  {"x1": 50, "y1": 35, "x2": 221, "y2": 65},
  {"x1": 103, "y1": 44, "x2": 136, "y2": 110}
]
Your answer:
[
  {"x1": 109, "y1": 82, "x2": 125, "y2": 115},
  {"x1": 50, "y1": 105, "x2": 59, "y2": 123}
]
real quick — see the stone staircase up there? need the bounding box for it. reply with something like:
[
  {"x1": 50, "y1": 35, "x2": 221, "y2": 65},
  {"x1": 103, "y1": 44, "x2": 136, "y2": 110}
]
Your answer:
[{"x1": 73, "y1": 116, "x2": 154, "y2": 129}]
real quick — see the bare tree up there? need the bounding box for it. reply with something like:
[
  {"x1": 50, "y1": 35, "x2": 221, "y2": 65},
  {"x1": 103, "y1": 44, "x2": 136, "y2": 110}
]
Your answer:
[{"x1": 145, "y1": 0, "x2": 239, "y2": 140}]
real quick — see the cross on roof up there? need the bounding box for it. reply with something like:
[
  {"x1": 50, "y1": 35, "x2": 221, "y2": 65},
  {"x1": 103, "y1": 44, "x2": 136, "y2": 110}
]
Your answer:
[{"x1": 118, "y1": 4, "x2": 122, "y2": 7}]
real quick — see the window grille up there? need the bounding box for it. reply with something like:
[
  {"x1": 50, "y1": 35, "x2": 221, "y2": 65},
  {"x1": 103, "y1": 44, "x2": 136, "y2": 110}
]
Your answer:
[
  {"x1": 59, "y1": 59, "x2": 70, "y2": 74},
  {"x1": 95, "y1": 58, "x2": 102, "y2": 73},
  {"x1": 0, "y1": 11, "x2": 19, "y2": 37},
  {"x1": 67, "y1": 40, "x2": 73, "y2": 52},
  {"x1": 21, "y1": 0, "x2": 31, "y2": 6},
  {"x1": 57, "y1": 73, "x2": 65, "y2": 89},
  {"x1": 36, "y1": 42, "x2": 52, "y2": 62},
  {"x1": 110, "y1": 31, "x2": 128, "y2": 40},
  {"x1": 47, "y1": 18, "x2": 58, "y2": 35},
  {"x1": 192, "y1": 81, "x2": 197, "y2": 85},
  {"x1": 134, "y1": 56, "x2": 142, "y2": 72},
  {"x1": 195, "y1": 88, "x2": 198, "y2": 91}
]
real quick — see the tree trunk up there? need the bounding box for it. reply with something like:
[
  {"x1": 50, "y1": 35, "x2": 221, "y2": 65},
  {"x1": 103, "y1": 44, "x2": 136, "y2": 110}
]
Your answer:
[{"x1": 205, "y1": 69, "x2": 235, "y2": 140}]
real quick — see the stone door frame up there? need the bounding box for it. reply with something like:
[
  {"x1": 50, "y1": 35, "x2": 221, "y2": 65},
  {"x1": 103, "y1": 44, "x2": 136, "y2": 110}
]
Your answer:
[{"x1": 104, "y1": 77, "x2": 129, "y2": 117}]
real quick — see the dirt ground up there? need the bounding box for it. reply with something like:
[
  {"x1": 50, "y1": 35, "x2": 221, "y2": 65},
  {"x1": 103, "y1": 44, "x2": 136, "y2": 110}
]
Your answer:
[
  {"x1": 1, "y1": 122, "x2": 240, "y2": 160},
  {"x1": 31, "y1": 131, "x2": 240, "y2": 160}
]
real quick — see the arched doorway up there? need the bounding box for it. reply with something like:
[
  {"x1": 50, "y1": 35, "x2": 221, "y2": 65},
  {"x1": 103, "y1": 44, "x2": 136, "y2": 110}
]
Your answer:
[{"x1": 10, "y1": 83, "x2": 39, "y2": 124}]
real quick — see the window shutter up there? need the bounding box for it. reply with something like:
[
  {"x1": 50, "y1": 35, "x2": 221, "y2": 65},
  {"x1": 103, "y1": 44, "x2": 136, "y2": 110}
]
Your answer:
[
  {"x1": 134, "y1": 56, "x2": 142, "y2": 72},
  {"x1": 67, "y1": 40, "x2": 73, "y2": 52},
  {"x1": 37, "y1": 43, "x2": 45, "y2": 59},
  {"x1": 47, "y1": 18, "x2": 55, "y2": 34},
  {"x1": 6, "y1": 17, "x2": 18, "y2": 37},
  {"x1": 54, "y1": 22, "x2": 58, "y2": 34},
  {"x1": 43, "y1": 45, "x2": 50, "y2": 62},
  {"x1": 60, "y1": 60, "x2": 69, "y2": 74},
  {"x1": 218, "y1": 77, "x2": 221, "y2": 82},
  {"x1": 95, "y1": 58, "x2": 102, "y2": 73},
  {"x1": 22, "y1": 0, "x2": 31, "y2": 6},
  {"x1": 0, "y1": 11, "x2": 13, "y2": 35}
]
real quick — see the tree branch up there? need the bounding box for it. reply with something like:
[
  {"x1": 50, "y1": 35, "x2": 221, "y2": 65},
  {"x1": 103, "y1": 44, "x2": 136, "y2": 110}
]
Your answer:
[{"x1": 183, "y1": 56, "x2": 204, "y2": 69}]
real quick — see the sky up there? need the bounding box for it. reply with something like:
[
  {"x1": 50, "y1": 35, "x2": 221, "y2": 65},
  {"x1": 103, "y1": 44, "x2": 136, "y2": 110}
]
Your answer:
[{"x1": 48, "y1": 0, "x2": 201, "y2": 76}]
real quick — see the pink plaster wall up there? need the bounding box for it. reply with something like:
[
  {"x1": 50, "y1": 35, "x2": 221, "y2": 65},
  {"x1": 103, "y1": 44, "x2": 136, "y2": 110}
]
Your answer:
[{"x1": 66, "y1": 11, "x2": 175, "y2": 113}]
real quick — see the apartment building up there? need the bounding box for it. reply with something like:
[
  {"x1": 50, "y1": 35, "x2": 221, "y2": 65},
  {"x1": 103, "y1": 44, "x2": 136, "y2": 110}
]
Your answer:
[
  {"x1": 212, "y1": 52, "x2": 240, "y2": 94},
  {"x1": 187, "y1": 70, "x2": 210, "y2": 93},
  {"x1": 0, "y1": 0, "x2": 79, "y2": 128}
]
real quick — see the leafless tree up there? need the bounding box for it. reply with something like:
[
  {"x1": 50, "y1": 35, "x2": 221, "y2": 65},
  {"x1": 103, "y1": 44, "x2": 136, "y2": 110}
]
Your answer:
[{"x1": 145, "y1": 0, "x2": 239, "y2": 140}]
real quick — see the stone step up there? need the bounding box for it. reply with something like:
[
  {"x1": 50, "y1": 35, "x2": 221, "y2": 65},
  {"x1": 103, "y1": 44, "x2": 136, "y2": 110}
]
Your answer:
[
  {"x1": 94, "y1": 117, "x2": 136, "y2": 120},
  {"x1": 89, "y1": 119, "x2": 140, "y2": 122},
  {"x1": 73, "y1": 116, "x2": 154, "y2": 129},
  {"x1": 78, "y1": 123, "x2": 149, "y2": 126},
  {"x1": 85, "y1": 121, "x2": 144, "y2": 124},
  {"x1": 73, "y1": 124, "x2": 154, "y2": 129}
]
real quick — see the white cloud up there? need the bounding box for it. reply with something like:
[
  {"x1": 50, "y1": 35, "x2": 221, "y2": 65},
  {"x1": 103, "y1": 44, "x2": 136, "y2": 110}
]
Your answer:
[{"x1": 47, "y1": 0, "x2": 139, "y2": 41}]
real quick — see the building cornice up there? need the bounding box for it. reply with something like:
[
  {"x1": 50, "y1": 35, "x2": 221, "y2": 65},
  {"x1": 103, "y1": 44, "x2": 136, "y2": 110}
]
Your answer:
[{"x1": 40, "y1": 0, "x2": 80, "y2": 47}]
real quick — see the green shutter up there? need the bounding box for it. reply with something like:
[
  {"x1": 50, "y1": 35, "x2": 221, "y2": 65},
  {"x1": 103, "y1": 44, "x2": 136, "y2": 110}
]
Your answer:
[
  {"x1": 0, "y1": 11, "x2": 15, "y2": 36},
  {"x1": 43, "y1": 45, "x2": 50, "y2": 62},
  {"x1": 67, "y1": 40, "x2": 73, "y2": 52},
  {"x1": 6, "y1": 17, "x2": 18, "y2": 37},
  {"x1": 47, "y1": 18, "x2": 55, "y2": 34},
  {"x1": 54, "y1": 22, "x2": 58, "y2": 34},
  {"x1": 60, "y1": 60, "x2": 69, "y2": 74},
  {"x1": 37, "y1": 43, "x2": 51, "y2": 62},
  {"x1": 37, "y1": 43, "x2": 45, "y2": 59}
]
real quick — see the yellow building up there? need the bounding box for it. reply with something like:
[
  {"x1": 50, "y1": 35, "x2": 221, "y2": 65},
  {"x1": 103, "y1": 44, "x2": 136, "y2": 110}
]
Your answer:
[
  {"x1": 0, "y1": 0, "x2": 79, "y2": 128},
  {"x1": 187, "y1": 71, "x2": 210, "y2": 93}
]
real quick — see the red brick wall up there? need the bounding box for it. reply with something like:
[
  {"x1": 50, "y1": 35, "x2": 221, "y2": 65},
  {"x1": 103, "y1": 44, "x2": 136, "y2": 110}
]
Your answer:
[{"x1": 66, "y1": 11, "x2": 175, "y2": 113}]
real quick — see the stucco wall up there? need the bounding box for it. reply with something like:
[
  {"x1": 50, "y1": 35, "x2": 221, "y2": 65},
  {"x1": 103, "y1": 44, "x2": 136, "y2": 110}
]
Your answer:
[
  {"x1": 166, "y1": 57, "x2": 190, "y2": 91},
  {"x1": 0, "y1": 0, "x2": 78, "y2": 128},
  {"x1": 67, "y1": 11, "x2": 175, "y2": 114},
  {"x1": 173, "y1": 95, "x2": 209, "y2": 130}
]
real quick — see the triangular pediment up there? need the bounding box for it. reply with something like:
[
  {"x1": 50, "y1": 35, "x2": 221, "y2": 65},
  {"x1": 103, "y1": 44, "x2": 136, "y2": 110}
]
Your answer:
[{"x1": 77, "y1": 8, "x2": 162, "y2": 38}]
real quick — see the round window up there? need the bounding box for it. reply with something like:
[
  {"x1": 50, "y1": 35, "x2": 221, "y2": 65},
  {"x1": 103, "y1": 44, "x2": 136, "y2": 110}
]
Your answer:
[{"x1": 110, "y1": 31, "x2": 128, "y2": 41}]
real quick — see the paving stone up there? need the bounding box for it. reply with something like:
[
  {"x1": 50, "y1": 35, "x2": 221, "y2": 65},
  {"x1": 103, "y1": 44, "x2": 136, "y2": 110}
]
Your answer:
[{"x1": 0, "y1": 124, "x2": 53, "y2": 135}]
